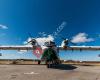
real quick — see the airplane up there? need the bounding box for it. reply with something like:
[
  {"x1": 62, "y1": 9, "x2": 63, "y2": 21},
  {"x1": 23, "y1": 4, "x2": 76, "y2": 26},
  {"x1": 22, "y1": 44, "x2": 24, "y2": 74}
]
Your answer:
[{"x1": 0, "y1": 38, "x2": 100, "y2": 68}]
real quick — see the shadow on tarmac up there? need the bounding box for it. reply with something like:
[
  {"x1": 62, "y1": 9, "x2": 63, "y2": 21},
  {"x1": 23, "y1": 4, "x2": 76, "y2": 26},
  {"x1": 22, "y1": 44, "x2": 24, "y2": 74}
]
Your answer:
[{"x1": 50, "y1": 64, "x2": 77, "y2": 70}]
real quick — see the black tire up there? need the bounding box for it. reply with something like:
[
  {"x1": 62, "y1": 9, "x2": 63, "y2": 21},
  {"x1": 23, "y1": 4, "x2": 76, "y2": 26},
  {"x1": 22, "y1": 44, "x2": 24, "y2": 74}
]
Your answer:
[
  {"x1": 47, "y1": 63, "x2": 51, "y2": 68},
  {"x1": 47, "y1": 64, "x2": 49, "y2": 68}
]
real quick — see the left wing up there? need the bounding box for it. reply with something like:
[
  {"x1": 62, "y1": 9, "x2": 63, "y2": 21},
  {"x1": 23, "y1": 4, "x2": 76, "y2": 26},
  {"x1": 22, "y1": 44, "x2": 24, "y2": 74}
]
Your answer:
[{"x1": 0, "y1": 45, "x2": 34, "y2": 50}]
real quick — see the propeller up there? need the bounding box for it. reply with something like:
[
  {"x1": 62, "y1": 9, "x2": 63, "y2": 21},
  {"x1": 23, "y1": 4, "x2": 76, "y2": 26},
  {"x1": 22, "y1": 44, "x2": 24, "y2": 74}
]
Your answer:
[
  {"x1": 59, "y1": 34, "x2": 77, "y2": 46},
  {"x1": 24, "y1": 33, "x2": 38, "y2": 46},
  {"x1": 26, "y1": 33, "x2": 43, "y2": 58}
]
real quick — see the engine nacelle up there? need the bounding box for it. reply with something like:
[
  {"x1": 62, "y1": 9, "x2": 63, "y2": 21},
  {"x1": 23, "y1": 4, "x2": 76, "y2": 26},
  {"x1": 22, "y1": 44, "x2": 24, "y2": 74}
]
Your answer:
[
  {"x1": 29, "y1": 39, "x2": 37, "y2": 46},
  {"x1": 61, "y1": 39, "x2": 69, "y2": 48},
  {"x1": 44, "y1": 41, "x2": 56, "y2": 47}
]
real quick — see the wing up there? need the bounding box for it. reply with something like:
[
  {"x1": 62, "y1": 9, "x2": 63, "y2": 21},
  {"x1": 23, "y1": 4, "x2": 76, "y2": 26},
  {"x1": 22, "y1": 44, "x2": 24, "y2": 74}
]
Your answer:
[
  {"x1": 58, "y1": 46, "x2": 100, "y2": 51},
  {"x1": 0, "y1": 45, "x2": 34, "y2": 50},
  {"x1": 1, "y1": 45, "x2": 100, "y2": 51}
]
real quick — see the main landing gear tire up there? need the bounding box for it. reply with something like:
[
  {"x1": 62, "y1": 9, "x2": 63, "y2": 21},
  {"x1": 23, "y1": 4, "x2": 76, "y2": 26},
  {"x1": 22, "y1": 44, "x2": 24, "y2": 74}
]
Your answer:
[{"x1": 47, "y1": 64, "x2": 52, "y2": 68}]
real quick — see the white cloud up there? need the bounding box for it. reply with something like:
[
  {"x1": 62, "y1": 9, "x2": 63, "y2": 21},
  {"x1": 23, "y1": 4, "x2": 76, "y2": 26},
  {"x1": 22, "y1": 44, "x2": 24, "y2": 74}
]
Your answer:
[
  {"x1": 36, "y1": 35, "x2": 54, "y2": 46},
  {"x1": 24, "y1": 35, "x2": 54, "y2": 46},
  {"x1": 0, "y1": 24, "x2": 8, "y2": 29},
  {"x1": 71, "y1": 33, "x2": 94, "y2": 43},
  {"x1": 23, "y1": 37, "x2": 32, "y2": 44}
]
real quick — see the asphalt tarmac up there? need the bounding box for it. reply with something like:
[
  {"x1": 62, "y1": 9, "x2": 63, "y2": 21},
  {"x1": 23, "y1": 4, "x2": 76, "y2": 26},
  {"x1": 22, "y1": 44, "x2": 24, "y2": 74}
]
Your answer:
[{"x1": 0, "y1": 64, "x2": 100, "y2": 80}]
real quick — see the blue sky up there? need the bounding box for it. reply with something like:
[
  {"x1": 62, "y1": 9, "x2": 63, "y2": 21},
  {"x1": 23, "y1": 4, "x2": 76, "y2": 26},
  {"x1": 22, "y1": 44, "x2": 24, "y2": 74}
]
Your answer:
[{"x1": 0, "y1": 0, "x2": 100, "y2": 61}]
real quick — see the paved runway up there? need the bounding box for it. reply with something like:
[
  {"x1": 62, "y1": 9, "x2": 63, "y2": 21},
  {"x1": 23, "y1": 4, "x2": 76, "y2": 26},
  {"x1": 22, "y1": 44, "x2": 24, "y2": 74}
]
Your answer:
[{"x1": 0, "y1": 64, "x2": 100, "y2": 80}]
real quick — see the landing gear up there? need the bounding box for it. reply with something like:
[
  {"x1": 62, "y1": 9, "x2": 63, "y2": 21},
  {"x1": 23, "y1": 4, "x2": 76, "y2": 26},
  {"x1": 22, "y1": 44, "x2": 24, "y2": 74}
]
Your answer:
[
  {"x1": 46, "y1": 60, "x2": 60, "y2": 68},
  {"x1": 47, "y1": 63, "x2": 51, "y2": 68},
  {"x1": 46, "y1": 61, "x2": 52, "y2": 68},
  {"x1": 38, "y1": 60, "x2": 41, "y2": 65}
]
